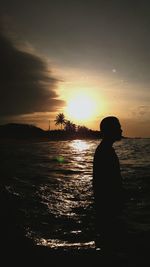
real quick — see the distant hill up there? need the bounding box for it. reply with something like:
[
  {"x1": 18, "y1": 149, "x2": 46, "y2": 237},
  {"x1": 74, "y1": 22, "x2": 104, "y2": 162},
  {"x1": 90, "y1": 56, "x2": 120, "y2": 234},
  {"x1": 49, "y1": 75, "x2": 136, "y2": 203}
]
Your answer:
[{"x1": 0, "y1": 123, "x2": 46, "y2": 139}]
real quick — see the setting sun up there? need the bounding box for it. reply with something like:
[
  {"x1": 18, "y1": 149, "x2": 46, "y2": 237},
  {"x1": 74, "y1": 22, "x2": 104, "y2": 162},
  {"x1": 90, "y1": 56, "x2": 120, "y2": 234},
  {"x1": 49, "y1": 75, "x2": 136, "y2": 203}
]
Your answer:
[{"x1": 66, "y1": 93, "x2": 97, "y2": 121}]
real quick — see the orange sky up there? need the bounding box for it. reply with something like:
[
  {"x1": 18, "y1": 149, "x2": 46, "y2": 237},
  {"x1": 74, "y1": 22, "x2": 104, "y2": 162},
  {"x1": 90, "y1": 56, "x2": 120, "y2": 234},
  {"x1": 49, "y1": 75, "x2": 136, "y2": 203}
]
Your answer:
[
  {"x1": 35, "y1": 67, "x2": 150, "y2": 138},
  {"x1": 0, "y1": 1, "x2": 150, "y2": 137}
]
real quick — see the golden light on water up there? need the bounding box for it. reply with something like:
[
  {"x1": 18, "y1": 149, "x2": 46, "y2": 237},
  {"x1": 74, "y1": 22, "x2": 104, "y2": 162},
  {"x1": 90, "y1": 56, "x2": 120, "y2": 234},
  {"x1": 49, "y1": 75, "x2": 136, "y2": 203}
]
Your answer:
[
  {"x1": 70, "y1": 140, "x2": 90, "y2": 152},
  {"x1": 37, "y1": 238, "x2": 95, "y2": 249}
]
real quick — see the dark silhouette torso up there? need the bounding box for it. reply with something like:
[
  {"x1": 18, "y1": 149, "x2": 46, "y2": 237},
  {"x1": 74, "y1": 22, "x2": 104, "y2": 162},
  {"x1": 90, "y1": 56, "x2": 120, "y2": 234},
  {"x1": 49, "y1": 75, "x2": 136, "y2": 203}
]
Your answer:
[{"x1": 93, "y1": 141, "x2": 123, "y2": 221}]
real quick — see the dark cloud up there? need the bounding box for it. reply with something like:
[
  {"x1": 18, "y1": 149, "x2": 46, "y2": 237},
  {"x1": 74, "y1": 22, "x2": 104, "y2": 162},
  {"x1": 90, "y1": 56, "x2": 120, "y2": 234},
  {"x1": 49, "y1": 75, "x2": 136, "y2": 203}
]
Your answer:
[
  {"x1": 1, "y1": 1, "x2": 150, "y2": 87},
  {"x1": 0, "y1": 30, "x2": 65, "y2": 118}
]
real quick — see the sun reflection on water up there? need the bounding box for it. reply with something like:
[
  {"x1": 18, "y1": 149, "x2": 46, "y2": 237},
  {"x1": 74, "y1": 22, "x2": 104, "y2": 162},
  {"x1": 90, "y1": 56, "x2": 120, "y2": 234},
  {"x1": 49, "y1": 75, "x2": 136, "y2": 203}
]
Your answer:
[
  {"x1": 37, "y1": 238, "x2": 95, "y2": 249},
  {"x1": 70, "y1": 140, "x2": 90, "y2": 152}
]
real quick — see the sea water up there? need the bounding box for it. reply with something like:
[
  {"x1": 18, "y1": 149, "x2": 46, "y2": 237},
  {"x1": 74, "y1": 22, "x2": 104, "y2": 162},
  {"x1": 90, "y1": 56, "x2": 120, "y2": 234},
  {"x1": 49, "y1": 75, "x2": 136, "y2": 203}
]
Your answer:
[{"x1": 0, "y1": 138, "x2": 150, "y2": 252}]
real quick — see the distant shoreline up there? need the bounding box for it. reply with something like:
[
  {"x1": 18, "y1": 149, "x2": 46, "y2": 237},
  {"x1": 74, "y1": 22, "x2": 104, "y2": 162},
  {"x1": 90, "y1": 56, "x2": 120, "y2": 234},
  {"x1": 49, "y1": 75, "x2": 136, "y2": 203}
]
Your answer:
[
  {"x1": 0, "y1": 136, "x2": 149, "y2": 145},
  {"x1": 0, "y1": 123, "x2": 149, "y2": 142}
]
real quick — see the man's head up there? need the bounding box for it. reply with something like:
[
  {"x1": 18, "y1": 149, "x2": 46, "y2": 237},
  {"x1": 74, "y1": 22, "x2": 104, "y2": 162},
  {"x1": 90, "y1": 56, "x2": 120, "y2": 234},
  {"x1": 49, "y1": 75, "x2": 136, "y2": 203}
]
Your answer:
[{"x1": 100, "y1": 116, "x2": 122, "y2": 141}]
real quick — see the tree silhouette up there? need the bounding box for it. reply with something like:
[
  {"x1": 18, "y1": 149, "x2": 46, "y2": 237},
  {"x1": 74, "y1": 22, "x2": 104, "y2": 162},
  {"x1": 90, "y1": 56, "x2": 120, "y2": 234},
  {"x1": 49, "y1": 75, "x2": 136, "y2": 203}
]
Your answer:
[
  {"x1": 64, "y1": 120, "x2": 76, "y2": 132},
  {"x1": 77, "y1": 125, "x2": 89, "y2": 134},
  {"x1": 54, "y1": 113, "x2": 66, "y2": 130}
]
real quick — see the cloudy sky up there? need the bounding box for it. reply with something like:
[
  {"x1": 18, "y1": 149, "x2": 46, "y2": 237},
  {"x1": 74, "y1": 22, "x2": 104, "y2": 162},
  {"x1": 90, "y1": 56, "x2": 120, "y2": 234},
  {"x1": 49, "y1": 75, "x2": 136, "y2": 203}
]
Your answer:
[{"x1": 0, "y1": 0, "x2": 150, "y2": 137}]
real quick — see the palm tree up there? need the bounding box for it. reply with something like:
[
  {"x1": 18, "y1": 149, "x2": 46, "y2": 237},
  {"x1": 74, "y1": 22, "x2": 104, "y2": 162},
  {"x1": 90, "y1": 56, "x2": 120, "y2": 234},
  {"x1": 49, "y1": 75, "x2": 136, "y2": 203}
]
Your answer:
[
  {"x1": 54, "y1": 113, "x2": 66, "y2": 130},
  {"x1": 64, "y1": 120, "x2": 76, "y2": 132}
]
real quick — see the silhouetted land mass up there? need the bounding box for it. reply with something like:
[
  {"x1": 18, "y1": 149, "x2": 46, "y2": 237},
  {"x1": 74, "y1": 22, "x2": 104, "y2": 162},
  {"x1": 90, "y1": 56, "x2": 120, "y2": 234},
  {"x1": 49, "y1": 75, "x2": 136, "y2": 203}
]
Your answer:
[
  {"x1": 0, "y1": 123, "x2": 103, "y2": 141},
  {"x1": 0, "y1": 123, "x2": 45, "y2": 139},
  {"x1": 0, "y1": 123, "x2": 130, "y2": 142}
]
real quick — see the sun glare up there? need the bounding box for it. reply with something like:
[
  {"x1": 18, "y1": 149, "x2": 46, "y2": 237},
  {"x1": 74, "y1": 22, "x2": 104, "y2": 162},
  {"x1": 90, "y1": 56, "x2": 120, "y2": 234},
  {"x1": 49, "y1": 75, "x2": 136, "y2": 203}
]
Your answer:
[{"x1": 66, "y1": 93, "x2": 97, "y2": 121}]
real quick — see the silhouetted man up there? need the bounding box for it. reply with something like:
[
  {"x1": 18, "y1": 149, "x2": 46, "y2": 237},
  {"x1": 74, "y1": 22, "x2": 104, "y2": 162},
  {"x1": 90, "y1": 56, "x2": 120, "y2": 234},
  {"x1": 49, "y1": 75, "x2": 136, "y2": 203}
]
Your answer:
[{"x1": 93, "y1": 116, "x2": 125, "y2": 248}]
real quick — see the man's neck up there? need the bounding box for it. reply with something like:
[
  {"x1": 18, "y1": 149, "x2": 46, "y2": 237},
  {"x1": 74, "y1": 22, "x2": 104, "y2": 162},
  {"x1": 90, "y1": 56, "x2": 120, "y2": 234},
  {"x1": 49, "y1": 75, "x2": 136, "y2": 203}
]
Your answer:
[{"x1": 101, "y1": 138, "x2": 114, "y2": 147}]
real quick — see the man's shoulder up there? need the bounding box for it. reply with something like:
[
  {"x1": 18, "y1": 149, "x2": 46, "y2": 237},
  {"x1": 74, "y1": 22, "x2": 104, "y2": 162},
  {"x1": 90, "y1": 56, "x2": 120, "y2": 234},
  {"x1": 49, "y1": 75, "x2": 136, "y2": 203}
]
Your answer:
[
  {"x1": 94, "y1": 144, "x2": 107, "y2": 160},
  {"x1": 94, "y1": 144, "x2": 103, "y2": 156},
  {"x1": 94, "y1": 144, "x2": 116, "y2": 162},
  {"x1": 95, "y1": 143, "x2": 114, "y2": 153}
]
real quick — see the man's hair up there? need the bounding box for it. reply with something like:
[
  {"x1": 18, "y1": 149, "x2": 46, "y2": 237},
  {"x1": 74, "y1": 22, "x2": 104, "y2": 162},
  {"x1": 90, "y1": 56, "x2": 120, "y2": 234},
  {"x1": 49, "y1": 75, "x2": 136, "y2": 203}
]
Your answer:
[{"x1": 100, "y1": 116, "x2": 120, "y2": 136}]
